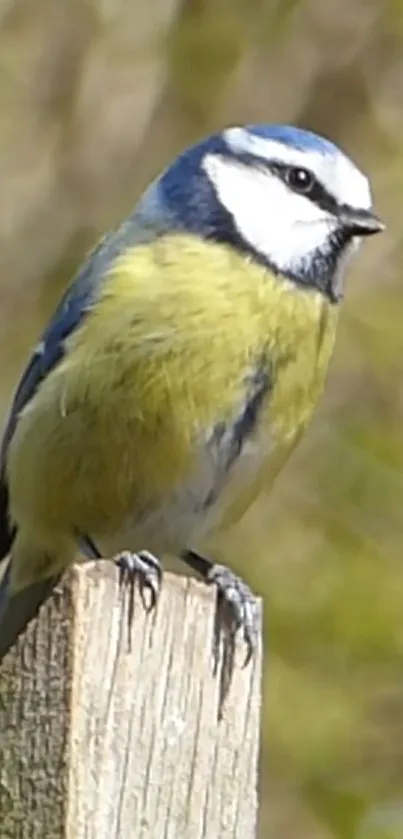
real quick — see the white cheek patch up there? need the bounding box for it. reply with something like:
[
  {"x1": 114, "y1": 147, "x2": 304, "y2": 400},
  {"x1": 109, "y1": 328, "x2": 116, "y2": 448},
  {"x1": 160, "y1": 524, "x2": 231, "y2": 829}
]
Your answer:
[
  {"x1": 203, "y1": 152, "x2": 334, "y2": 274},
  {"x1": 223, "y1": 127, "x2": 372, "y2": 212}
]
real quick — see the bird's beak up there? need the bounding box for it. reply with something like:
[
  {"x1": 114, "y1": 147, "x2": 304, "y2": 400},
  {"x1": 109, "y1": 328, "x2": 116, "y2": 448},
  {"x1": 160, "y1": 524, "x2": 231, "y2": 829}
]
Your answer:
[{"x1": 339, "y1": 208, "x2": 385, "y2": 237}]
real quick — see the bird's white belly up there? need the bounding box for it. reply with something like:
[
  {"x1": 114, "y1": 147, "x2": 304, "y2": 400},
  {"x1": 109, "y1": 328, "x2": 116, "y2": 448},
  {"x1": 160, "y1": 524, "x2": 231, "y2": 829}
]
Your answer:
[{"x1": 97, "y1": 425, "x2": 272, "y2": 563}]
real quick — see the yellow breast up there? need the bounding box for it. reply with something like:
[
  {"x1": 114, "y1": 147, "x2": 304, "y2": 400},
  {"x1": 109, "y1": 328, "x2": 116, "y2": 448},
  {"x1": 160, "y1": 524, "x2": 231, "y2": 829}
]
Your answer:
[{"x1": 6, "y1": 234, "x2": 339, "y2": 547}]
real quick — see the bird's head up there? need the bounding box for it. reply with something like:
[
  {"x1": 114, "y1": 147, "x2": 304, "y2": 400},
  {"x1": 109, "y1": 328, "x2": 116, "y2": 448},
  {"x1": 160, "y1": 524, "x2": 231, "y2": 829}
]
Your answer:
[{"x1": 153, "y1": 124, "x2": 384, "y2": 303}]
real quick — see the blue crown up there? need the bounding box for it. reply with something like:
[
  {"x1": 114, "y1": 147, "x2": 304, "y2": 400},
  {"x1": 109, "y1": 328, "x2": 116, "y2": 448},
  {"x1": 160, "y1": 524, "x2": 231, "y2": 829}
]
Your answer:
[{"x1": 240, "y1": 124, "x2": 339, "y2": 156}]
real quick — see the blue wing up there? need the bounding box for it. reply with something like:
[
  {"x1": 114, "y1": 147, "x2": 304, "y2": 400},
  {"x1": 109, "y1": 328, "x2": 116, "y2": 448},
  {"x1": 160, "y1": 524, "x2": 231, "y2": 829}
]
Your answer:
[
  {"x1": 0, "y1": 235, "x2": 119, "y2": 662},
  {"x1": 0, "y1": 237, "x2": 109, "y2": 560},
  {"x1": 0, "y1": 242, "x2": 107, "y2": 663},
  {"x1": 0, "y1": 191, "x2": 170, "y2": 661}
]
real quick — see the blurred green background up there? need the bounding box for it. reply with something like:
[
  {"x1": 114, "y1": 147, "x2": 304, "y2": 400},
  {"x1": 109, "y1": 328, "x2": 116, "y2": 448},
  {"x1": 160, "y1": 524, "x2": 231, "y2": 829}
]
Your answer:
[{"x1": 0, "y1": 0, "x2": 402, "y2": 836}]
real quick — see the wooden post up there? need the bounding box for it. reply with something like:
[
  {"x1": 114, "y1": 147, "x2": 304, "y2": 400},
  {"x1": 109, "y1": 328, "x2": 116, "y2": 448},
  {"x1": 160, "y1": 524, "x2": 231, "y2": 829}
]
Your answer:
[{"x1": 0, "y1": 562, "x2": 262, "y2": 838}]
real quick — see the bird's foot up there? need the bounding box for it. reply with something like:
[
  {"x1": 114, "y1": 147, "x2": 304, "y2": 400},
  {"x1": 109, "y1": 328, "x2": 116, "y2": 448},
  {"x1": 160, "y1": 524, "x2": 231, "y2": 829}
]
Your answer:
[
  {"x1": 206, "y1": 563, "x2": 259, "y2": 670},
  {"x1": 114, "y1": 550, "x2": 163, "y2": 648},
  {"x1": 205, "y1": 562, "x2": 260, "y2": 719}
]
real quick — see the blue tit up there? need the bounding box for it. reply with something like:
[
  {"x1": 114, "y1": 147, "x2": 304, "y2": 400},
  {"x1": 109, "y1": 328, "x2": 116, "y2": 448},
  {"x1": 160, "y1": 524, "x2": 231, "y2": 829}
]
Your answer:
[{"x1": 0, "y1": 124, "x2": 383, "y2": 666}]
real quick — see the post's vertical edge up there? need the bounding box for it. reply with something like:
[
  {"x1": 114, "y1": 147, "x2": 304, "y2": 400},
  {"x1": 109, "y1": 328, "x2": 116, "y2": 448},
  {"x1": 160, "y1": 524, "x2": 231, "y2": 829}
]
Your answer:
[{"x1": 0, "y1": 577, "x2": 74, "y2": 838}]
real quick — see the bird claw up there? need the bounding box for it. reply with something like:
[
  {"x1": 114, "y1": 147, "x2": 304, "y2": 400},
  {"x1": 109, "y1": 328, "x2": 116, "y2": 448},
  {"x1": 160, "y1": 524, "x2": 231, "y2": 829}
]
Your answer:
[
  {"x1": 207, "y1": 565, "x2": 259, "y2": 667},
  {"x1": 116, "y1": 549, "x2": 162, "y2": 611},
  {"x1": 204, "y1": 563, "x2": 259, "y2": 718},
  {"x1": 115, "y1": 550, "x2": 163, "y2": 647}
]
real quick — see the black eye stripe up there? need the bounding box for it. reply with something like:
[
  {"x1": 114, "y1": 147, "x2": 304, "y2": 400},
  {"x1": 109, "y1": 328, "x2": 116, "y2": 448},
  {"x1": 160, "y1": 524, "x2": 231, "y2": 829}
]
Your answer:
[
  {"x1": 269, "y1": 161, "x2": 340, "y2": 215},
  {"x1": 229, "y1": 151, "x2": 341, "y2": 216}
]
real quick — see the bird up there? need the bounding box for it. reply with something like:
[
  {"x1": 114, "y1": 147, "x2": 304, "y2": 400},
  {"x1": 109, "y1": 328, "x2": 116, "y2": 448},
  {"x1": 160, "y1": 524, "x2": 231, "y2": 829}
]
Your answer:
[{"x1": 0, "y1": 123, "x2": 383, "y2": 670}]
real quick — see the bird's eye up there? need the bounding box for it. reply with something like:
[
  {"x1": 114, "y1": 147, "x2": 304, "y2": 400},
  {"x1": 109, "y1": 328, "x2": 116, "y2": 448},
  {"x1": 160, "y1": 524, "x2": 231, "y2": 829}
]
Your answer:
[{"x1": 286, "y1": 166, "x2": 315, "y2": 194}]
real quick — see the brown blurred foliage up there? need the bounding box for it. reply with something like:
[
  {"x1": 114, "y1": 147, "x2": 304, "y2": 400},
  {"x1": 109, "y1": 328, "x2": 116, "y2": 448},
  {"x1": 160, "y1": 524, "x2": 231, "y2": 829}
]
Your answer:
[{"x1": 0, "y1": 0, "x2": 402, "y2": 836}]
